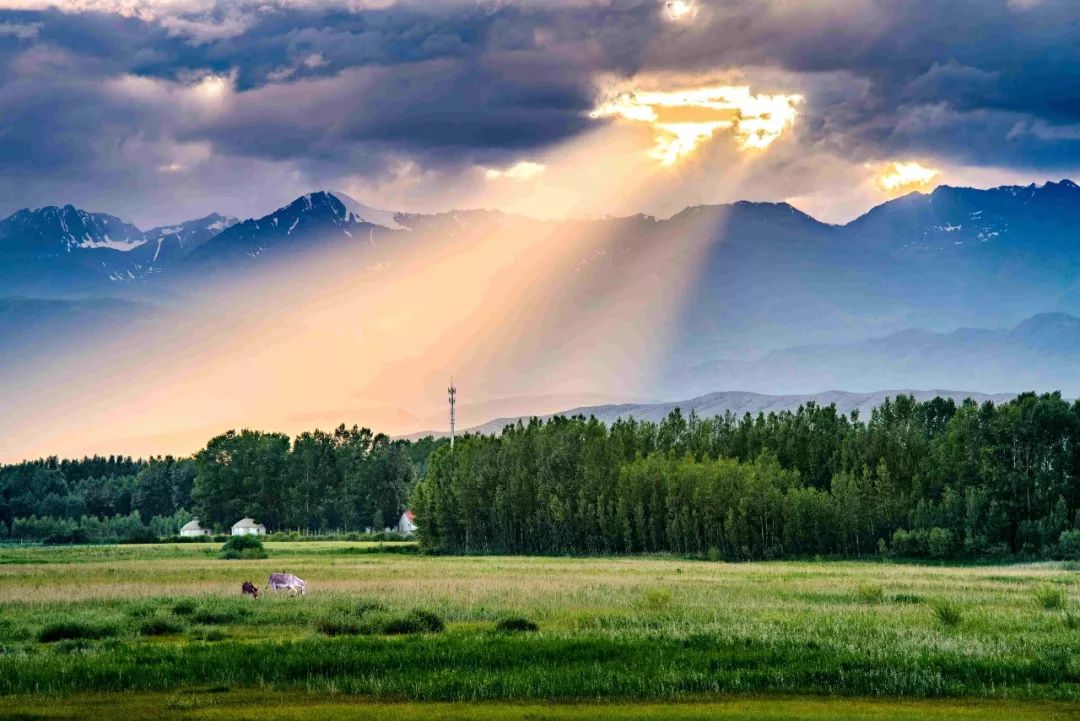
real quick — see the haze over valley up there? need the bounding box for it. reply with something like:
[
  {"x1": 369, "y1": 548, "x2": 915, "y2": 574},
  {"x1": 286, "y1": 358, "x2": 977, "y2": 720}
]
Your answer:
[{"x1": 5, "y1": 179, "x2": 1080, "y2": 460}]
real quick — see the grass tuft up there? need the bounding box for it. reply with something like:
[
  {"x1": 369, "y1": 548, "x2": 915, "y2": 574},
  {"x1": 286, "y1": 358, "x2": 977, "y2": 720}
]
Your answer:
[
  {"x1": 171, "y1": 599, "x2": 197, "y2": 616},
  {"x1": 1034, "y1": 583, "x2": 1066, "y2": 610},
  {"x1": 316, "y1": 615, "x2": 366, "y2": 637},
  {"x1": 643, "y1": 588, "x2": 673, "y2": 610},
  {"x1": 190, "y1": 626, "x2": 229, "y2": 642},
  {"x1": 890, "y1": 593, "x2": 924, "y2": 604},
  {"x1": 855, "y1": 584, "x2": 884, "y2": 604},
  {"x1": 38, "y1": 621, "x2": 118, "y2": 643},
  {"x1": 139, "y1": 616, "x2": 185, "y2": 636},
  {"x1": 931, "y1": 599, "x2": 964, "y2": 628},
  {"x1": 382, "y1": 609, "x2": 446, "y2": 635},
  {"x1": 495, "y1": 616, "x2": 539, "y2": 632}
]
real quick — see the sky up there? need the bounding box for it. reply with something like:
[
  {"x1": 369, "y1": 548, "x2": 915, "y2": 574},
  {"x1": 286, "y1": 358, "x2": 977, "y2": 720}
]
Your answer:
[{"x1": 1, "y1": 0, "x2": 1079, "y2": 227}]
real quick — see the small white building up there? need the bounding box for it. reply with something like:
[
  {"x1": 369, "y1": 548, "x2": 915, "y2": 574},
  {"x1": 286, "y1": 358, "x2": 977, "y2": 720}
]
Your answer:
[
  {"x1": 231, "y1": 517, "x2": 267, "y2": 536},
  {"x1": 397, "y1": 510, "x2": 417, "y2": 535},
  {"x1": 179, "y1": 519, "x2": 211, "y2": 537}
]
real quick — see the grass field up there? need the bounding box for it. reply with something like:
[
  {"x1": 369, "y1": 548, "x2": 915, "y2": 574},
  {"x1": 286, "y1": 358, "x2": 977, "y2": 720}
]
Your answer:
[{"x1": 0, "y1": 542, "x2": 1077, "y2": 718}]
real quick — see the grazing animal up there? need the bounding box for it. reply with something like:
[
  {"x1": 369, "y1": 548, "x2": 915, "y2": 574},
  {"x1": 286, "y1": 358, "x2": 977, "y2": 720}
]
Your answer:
[
  {"x1": 268, "y1": 572, "x2": 307, "y2": 595},
  {"x1": 241, "y1": 581, "x2": 259, "y2": 599}
]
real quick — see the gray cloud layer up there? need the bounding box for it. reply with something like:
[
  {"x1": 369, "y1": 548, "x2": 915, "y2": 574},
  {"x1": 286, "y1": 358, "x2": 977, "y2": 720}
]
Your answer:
[{"x1": 1, "y1": 0, "x2": 1079, "y2": 224}]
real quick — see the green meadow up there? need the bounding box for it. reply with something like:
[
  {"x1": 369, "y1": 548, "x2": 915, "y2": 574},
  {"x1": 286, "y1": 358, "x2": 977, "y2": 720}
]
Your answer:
[{"x1": 0, "y1": 542, "x2": 1077, "y2": 719}]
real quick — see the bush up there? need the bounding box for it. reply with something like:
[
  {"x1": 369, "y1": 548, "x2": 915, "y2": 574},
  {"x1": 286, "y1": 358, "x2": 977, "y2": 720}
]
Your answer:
[
  {"x1": 43, "y1": 529, "x2": 90, "y2": 545},
  {"x1": 1059, "y1": 530, "x2": 1080, "y2": 561},
  {"x1": 38, "y1": 621, "x2": 118, "y2": 643},
  {"x1": 890, "y1": 528, "x2": 927, "y2": 557},
  {"x1": 140, "y1": 616, "x2": 185, "y2": 636},
  {"x1": 495, "y1": 616, "x2": 539, "y2": 632},
  {"x1": 856, "y1": 584, "x2": 884, "y2": 604},
  {"x1": 931, "y1": 600, "x2": 963, "y2": 628},
  {"x1": 1034, "y1": 584, "x2": 1067, "y2": 610},
  {"x1": 220, "y1": 535, "x2": 268, "y2": 560},
  {"x1": 927, "y1": 528, "x2": 955, "y2": 559},
  {"x1": 381, "y1": 609, "x2": 445, "y2": 635},
  {"x1": 1064, "y1": 612, "x2": 1078, "y2": 630}
]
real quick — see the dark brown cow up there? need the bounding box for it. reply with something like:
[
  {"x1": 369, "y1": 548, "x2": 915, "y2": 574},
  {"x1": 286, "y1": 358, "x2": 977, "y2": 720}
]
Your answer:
[{"x1": 241, "y1": 581, "x2": 259, "y2": 599}]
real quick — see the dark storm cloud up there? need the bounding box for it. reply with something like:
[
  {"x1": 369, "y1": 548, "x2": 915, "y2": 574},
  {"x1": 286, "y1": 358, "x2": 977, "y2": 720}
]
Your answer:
[
  {"x1": 1, "y1": 0, "x2": 1080, "y2": 223},
  {"x1": 641, "y1": 0, "x2": 1080, "y2": 166}
]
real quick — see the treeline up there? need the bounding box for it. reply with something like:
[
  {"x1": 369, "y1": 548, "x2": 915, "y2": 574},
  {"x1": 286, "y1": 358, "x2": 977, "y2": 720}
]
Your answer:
[
  {"x1": 413, "y1": 393, "x2": 1080, "y2": 560},
  {"x1": 0, "y1": 425, "x2": 443, "y2": 542},
  {"x1": 0, "y1": 455, "x2": 194, "y2": 543},
  {"x1": 191, "y1": 426, "x2": 440, "y2": 532}
]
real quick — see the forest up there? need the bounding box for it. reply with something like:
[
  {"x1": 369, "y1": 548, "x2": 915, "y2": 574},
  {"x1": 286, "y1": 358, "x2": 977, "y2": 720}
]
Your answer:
[
  {"x1": 0, "y1": 426, "x2": 441, "y2": 543},
  {"x1": 414, "y1": 392, "x2": 1080, "y2": 560},
  {"x1": 3, "y1": 393, "x2": 1080, "y2": 560}
]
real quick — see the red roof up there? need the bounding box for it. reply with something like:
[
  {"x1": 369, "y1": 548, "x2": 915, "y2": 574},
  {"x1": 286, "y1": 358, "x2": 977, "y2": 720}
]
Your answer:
[{"x1": 404, "y1": 510, "x2": 415, "y2": 521}]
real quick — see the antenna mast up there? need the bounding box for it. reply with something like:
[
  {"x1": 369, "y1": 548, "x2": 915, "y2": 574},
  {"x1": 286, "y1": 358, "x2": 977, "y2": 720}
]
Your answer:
[{"x1": 448, "y1": 380, "x2": 457, "y2": 449}]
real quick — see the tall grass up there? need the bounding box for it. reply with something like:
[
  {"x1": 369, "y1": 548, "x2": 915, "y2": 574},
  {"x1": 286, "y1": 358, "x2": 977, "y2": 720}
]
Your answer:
[
  {"x1": 0, "y1": 543, "x2": 1077, "y2": 702},
  {"x1": 1034, "y1": 584, "x2": 1067, "y2": 610}
]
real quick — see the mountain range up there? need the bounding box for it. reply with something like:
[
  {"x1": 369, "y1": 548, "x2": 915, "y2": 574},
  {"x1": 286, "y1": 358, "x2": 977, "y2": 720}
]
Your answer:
[{"x1": 3, "y1": 179, "x2": 1080, "y2": 412}]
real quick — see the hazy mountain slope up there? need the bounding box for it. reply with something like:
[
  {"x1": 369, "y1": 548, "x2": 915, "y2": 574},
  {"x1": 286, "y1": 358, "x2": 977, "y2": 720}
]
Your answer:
[
  {"x1": 407, "y1": 388, "x2": 1016, "y2": 439},
  {"x1": 674, "y1": 313, "x2": 1080, "y2": 397},
  {"x1": 3, "y1": 180, "x2": 1080, "y2": 407}
]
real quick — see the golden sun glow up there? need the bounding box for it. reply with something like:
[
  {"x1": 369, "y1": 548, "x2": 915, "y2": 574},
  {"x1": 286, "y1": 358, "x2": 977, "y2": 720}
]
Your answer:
[
  {"x1": 484, "y1": 161, "x2": 546, "y2": 181},
  {"x1": 876, "y1": 161, "x2": 940, "y2": 192},
  {"x1": 590, "y1": 85, "x2": 802, "y2": 165},
  {"x1": 665, "y1": 1, "x2": 696, "y2": 21}
]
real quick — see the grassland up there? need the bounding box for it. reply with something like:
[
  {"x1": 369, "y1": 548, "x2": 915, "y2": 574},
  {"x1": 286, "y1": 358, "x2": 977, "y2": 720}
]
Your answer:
[{"x1": 0, "y1": 542, "x2": 1077, "y2": 718}]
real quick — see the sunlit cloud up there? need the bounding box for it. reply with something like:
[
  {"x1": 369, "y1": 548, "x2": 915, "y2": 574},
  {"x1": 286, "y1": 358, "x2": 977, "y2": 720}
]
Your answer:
[
  {"x1": 875, "y1": 161, "x2": 940, "y2": 193},
  {"x1": 590, "y1": 85, "x2": 802, "y2": 165},
  {"x1": 484, "y1": 161, "x2": 546, "y2": 181},
  {"x1": 664, "y1": 1, "x2": 696, "y2": 21}
]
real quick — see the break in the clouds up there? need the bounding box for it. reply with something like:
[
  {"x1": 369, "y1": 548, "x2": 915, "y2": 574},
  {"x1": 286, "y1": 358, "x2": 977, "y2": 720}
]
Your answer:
[{"x1": 1, "y1": 0, "x2": 1080, "y2": 225}]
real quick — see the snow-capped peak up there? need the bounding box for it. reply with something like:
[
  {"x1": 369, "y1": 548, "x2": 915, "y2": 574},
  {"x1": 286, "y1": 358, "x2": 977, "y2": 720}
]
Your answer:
[{"x1": 329, "y1": 191, "x2": 406, "y2": 230}]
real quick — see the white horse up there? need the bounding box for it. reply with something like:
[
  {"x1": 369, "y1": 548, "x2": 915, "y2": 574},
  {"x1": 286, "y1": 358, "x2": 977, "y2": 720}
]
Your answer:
[{"x1": 268, "y1": 572, "x2": 307, "y2": 595}]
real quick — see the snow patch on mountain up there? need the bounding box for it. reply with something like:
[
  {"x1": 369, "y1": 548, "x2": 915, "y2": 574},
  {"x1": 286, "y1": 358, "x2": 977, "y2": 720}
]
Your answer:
[{"x1": 330, "y1": 191, "x2": 406, "y2": 230}]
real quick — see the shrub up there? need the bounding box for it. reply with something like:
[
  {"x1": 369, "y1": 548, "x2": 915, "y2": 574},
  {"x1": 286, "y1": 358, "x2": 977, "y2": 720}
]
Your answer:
[
  {"x1": 220, "y1": 535, "x2": 267, "y2": 560},
  {"x1": 927, "y1": 528, "x2": 955, "y2": 559},
  {"x1": 931, "y1": 600, "x2": 963, "y2": 628},
  {"x1": 1034, "y1": 584, "x2": 1067, "y2": 610},
  {"x1": 381, "y1": 609, "x2": 445, "y2": 635},
  {"x1": 643, "y1": 588, "x2": 673, "y2": 610},
  {"x1": 890, "y1": 528, "x2": 929, "y2": 557},
  {"x1": 1059, "y1": 530, "x2": 1080, "y2": 561},
  {"x1": 38, "y1": 621, "x2": 118, "y2": 643},
  {"x1": 495, "y1": 616, "x2": 539, "y2": 632},
  {"x1": 856, "y1": 584, "x2": 885, "y2": 604},
  {"x1": 1064, "y1": 612, "x2": 1078, "y2": 631},
  {"x1": 140, "y1": 616, "x2": 185, "y2": 636}
]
